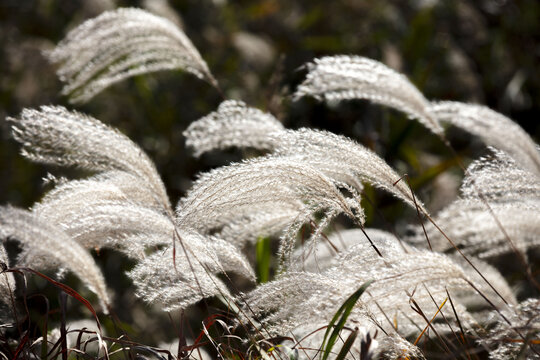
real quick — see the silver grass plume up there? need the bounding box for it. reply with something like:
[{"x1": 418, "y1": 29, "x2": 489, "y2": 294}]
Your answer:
[
  {"x1": 243, "y1": 229, "x2": 512, "y2": 340},
  {"x1": 175, "y1": 156, "x2": 365, "y2": 265},
  {"x1": 218, "y1": 205, "x2": 303, "y2": 248},
  {"x1": 460, "y1": 148, "x2": 540, "y2": 202},
  {"x1": 271, "y1": 128, "x2": 427, "y2": 214},
  {"x1": 431, "y1": 101, "x2": 540, "y2": 173},
  {"x1": 32, "y1": 171, "x2": 174, "y2": 259},
  {"x1": 294, "y1": 55, "x2": 444, "y2": 135},
  {"x1": 11, "y1": 106, "x2": 254, "y2": 310},
  {"x1": 9, "y1": 106, "x2": 171, "y2": 212},
  {"x1": 49, "y1": 8, "x2": 217, "y2": 103},
  {"x1": 34, "y1": 171, "x2": 165, "y2": 214},
  {"x1": 0, "y1": 206, "x2": 110, "y2": 312},
  {"x1": 176, "y1": 156, "x2": 365, "y2": 229},
  {"x1": 0, "y1": 244, "x2": 15, "y2": 307},
  {"x1": 413, "y1": 199, "x2": 540, "y2": 259},
  {"x1": 409, "y1": 149, "x2": 540, "y2": 258},
  {"x1": 294, "y1": 56, "x2": 539, "y2": 174},
  {"x1": 36, "y1": 199, "x2": 175, "y2": 260},
  {"x1": 483, "y1": 298, "x2": 540, "y2": 359},
  {"x1": 186, "y1": 109, "x2": 427, "y2": 215},
  {"x1": 294, "y1": 229, "x2": 517, "y2": 309},
  {"x1": 184, "y1": 100, "x2": 284, "y2": 157},
  {"x1": 128, "y1": 231, "x2": 254, "y2": 311},
  {"x1": 291, "y1": 228, "x2": 395, "y2": 272}
]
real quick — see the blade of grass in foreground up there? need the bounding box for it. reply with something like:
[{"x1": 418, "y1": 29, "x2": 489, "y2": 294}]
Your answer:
[
  {"x1": 256, "y1": 236, "x2": 272, "y2": 283},
  {"x1": 320, "y1": 280, "x2": 373, "y2": 360}
]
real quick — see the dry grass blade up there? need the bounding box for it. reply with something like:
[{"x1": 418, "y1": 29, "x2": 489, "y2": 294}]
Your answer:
[{"x1": 49, "y1": 7, "x2": 217, "y2": 103}]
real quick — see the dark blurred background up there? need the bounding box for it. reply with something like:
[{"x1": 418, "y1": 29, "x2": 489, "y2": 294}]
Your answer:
[{"x1": 0, "y1": 0, "x2": 539, "y2": 349}]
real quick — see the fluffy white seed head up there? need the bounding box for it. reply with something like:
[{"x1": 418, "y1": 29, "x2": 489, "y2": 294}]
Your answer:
[
  {"x1": 184, "y1": 100, "x2": 284, "y2": 157},
  {"x1": 411, "y1": 199, "x2": 540, "y2": 259},
  {"x1": 218, "y1": 205, "x2": 304, "y2": 248},
  {"x1": 460, "y1": 148, "x2": 540, "y2": 202},
  {"x1": 38, "y1": 200, "x2": 176, "y2": 259},
  {"x1": 0, "y1": 206, "x2": 110, "y2": 312},
  {"x1": 484, "y1": 298, "x2": 540, "y2": 360},
  {"x1": 244, "y1": 229, "x2": 512, "y2": 340},
  {"x1": 176, "y1": 156, "x2": 365, "y2": 232},
  {"x1": 9, "y1": 106, "x2": 171, "y2": 211},
  {"x1": 431, "y1": 101, "x2": 540, "y2": 174},
  {"x1": 272, "y1": 129, "x2": 427, "y2": 214},
  {"x1": 128, "y1": 230, "x2": 254, "y2": 311},
  {"x1": 176, "y1": 156, "x2": 365, "y2": 267},
  {"x1": 294, "y1": 56, "x2": 443, "y2": 135},
  {"x1": 49, "y1": 8, "x2": 217, "y2": 103}
]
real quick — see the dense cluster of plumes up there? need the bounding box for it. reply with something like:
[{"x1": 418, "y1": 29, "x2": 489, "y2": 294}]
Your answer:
[{"x1": 1, "y1": 7, "x2": 539, "y2": 360}]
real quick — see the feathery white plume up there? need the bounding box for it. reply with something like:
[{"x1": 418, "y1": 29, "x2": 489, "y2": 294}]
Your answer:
[
  {"x1": 272, "y1": 129, "x2": 427, "y2": 213},
  {"x1": 176, "y1": 156, "x2": 364, "y2": 231},
  {"x1": 460, "y1": 148, "x2": 540, "y2": 202},
  {"x1": 218, "y1": 205, "x2": 303, "y2": 248},
  {"x1": 176, "y1": 156, "x2": 364, "y2": 266},
  {"x1": 412, "y1": 199, "x2": 540, "y2": 259},
  {"x1": 184, "y1": 100, "x2": 284, "y2": 157},
  {"x1": 32, "y1": 171, "x2": 175, "y2": 258},
  {"x1": 9, "y1": 106, "x2": 171, "y2": 211},
  {"x1": 409, "y1": 149, "x2": 540, "y2": 258},
  {"x1": 294, "y1": 56, "x2": 443, "y2": 135},
  {"x1": 38, "y1": 200, "x2": 175, "y2": 259},
  {"x1": 244, "y1": 229, "x2": 511, "y2": 339},
  {"x1": 0, "y1": 206, "x2": 110, "y2": 311},
  {"x1": 186, "y1": 106, "x2": 426, "y2": 215},
  {"x1": 0, "y1": 244, "x2": 15, "y2": 307},
  {"x1": 430, "y1": 101, "x2": 540, "y2": 173},
  {"x1": 34, "y1": 171, "x2": 165, "y2": 214},
  {"x1": 128, "y1": 230, "x2": 254, "y2": 311},
  {"x1": 49, "y1": 8, "x2": 217, "y2": 103},
  {"x1": 484, "y1": 298, "x2": 540, "y2": 360},
  {"x1": 291, "y1": 228, "x2": 399, "y2": 272}
]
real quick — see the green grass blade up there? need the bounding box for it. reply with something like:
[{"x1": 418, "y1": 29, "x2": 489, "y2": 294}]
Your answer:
[
  {"x1": 256, "y1": 236, "x2": 272, "y2": 283},
  {"x1": 334, "y1": 327, "x2": 359, "y2": 360},
  {"x1": 320, "y1": 280, "x2": 373, "y2": 360}
]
